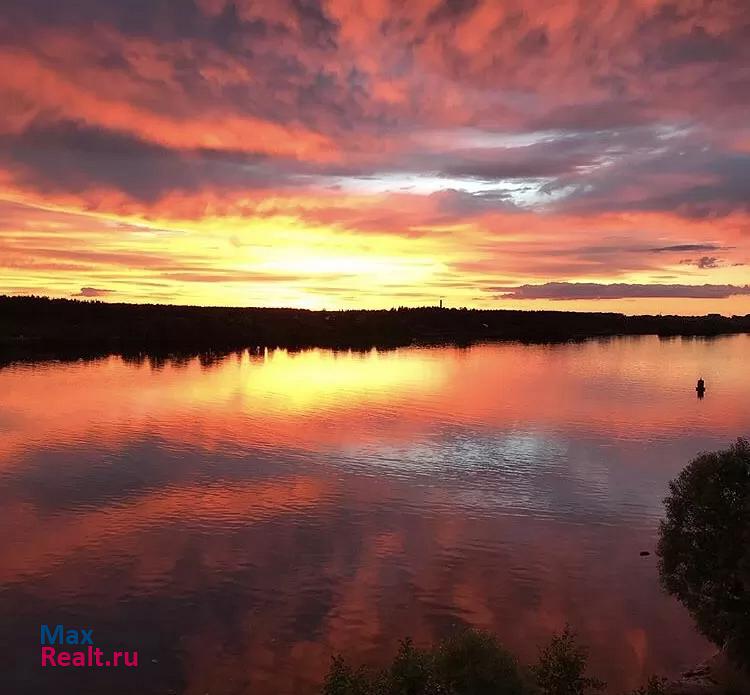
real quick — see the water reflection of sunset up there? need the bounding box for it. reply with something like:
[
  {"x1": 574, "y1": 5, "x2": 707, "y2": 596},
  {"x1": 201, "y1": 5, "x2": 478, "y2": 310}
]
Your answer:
[
  {"x1": 236, "y1": 348, "x2": 444, "y2": 411},
  {"x1": 2, "y1": 337, "x2": 749, "y2": 694},
  {"x1": 2, "y1": 337, "x2": 748, "y2": 461}
]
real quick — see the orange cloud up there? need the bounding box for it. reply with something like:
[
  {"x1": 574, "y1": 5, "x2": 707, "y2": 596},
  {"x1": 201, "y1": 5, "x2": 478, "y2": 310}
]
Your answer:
[{"x1": 0, "y1": 0, "x2": 749, "y2": 311}]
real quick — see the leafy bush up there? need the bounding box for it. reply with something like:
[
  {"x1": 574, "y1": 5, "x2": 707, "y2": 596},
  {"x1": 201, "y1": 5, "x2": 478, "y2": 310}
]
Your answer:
[
  {"x1": 627, "y1": 676, "x2": 667, "y2": 695},
  {"x1": 322, "y1": 628, "x2": 610, "y2": 695},
  {"x1": 657, "y1": 438, "x2": 750, "y2": 669},
  {"x1": 532, "y1": 626, "x2": 604, "y2": 695},
  {"x1": 323, "y1": 630, "x2": 527, "y2": 695},
  {"x1": 433, "y1": 630, "x2": 526, "y2": 695},
  {"x1": 323, "y1": 655, "x2": 379, "y2": 695}
]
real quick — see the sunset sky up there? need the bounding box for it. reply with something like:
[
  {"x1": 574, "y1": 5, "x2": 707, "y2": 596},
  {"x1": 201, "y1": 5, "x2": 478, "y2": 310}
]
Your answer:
[{"x1": 1, "y1": 0, "x2": 748, "y2": 313}]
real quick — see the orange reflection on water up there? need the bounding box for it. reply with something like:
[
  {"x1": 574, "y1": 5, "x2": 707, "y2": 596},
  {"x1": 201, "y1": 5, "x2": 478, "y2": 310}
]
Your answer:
[
  {"x1": 1, "y1": 477, "x2": 330, "y2": 586},
  {"x1": 1, "y1": 336, "x2": 749, "y2": 694},
  {"x1": 1, "y1": 336, "x2": 748, "y2": 462}
]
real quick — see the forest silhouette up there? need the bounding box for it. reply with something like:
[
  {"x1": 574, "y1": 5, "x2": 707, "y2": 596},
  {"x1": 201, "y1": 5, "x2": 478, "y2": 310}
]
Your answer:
[{"x1": 2, "y1": 295, "x2": 749, "y2": 363}]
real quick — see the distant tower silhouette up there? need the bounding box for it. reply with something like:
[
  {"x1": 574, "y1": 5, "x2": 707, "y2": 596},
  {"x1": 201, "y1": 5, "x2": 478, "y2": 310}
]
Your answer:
[{"x1": 439, "y1": 298, "x2": 443, "y2": 309}]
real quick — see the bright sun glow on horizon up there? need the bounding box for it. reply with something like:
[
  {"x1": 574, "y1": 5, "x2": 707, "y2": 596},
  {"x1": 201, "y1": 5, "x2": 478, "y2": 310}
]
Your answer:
[{"x1": 0, "y1": 0, "x2": 749, "y2": 314}]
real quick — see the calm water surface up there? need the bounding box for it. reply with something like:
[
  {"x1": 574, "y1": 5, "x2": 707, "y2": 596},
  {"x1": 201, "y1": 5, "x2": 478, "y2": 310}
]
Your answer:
[{"x1": 2, "y1": 335, "x2": 750, "y2": 694}]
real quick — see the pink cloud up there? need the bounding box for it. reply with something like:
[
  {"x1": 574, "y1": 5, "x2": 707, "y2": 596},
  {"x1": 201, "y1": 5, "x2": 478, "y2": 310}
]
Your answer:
[{"x1": 0, "y1": 0, "x2": 749, "y2": 309}]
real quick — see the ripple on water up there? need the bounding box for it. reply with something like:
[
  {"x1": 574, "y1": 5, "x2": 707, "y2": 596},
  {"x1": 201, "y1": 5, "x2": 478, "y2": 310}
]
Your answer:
[{"x1": 1, "y1": 336, "x2": 747, "y2": 694}]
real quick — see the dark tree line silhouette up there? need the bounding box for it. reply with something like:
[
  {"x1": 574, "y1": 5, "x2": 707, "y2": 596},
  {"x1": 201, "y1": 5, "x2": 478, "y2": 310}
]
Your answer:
[{"x1": 2, "y1": 295, "x2": 749, "y2": 363}]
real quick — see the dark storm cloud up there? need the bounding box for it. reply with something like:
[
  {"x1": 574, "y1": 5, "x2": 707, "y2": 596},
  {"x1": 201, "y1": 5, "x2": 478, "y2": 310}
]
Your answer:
[
  {"x1": 0, "y1": 0, "x2": 223, "y2": 42},
  {"x1": 545, "y1": 142, "x2": 750, "y2": 218},
  {"x1": 0, "y1": 0, "x2": 329, "y2": 46},
  {"x1": 439, "y1": 147, "x2": 586, "y2": 181},
  {"x1": 0, "y1": 117, "x2": 290, "y2": 201},
  {"x1": 433, "y1": 126, "x2": 666, "y2": 182},
  {"x1": 655, "y1": 26, "x2": 738, "y2": 66},
  {"x1": 1, "y1": 118, "x2": 188, "y2": 201},
  {"x1": 426, "y1": 0, "x2": 480, "y2": 26},
  {"x1": 639, "y1": 3, "x2": 749, "y2": 67},
  {"x1": 495, "y1": 282, "x2": 750, "y2": 300},
  {"x1": 633, "y1": 154, "x2": 750, "y2": 218},
  {"x1": 525, "y1": 99, "x2": 656, "y2": 133}
]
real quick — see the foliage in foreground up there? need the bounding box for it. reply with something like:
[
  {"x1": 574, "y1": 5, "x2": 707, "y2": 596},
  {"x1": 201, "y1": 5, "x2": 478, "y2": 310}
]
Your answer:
[
  {"x1": 324, "y1": 439, "x2": 750, "y2": 694},
  {"x1": 532, "y1": 627, "x2": 604, "y2": 695},
  {"x1": 323, "y1": 630, "x2": 525, "y2": 695},
  {"x1": 627, "y1": 677, "x2": 667, "y2": 695},
  {"x1": 322, "y1": 627, "x2": 624, "y2": 695},
  {"x1": 657, "y1": 438, "x2": 750, "y2": 670}
]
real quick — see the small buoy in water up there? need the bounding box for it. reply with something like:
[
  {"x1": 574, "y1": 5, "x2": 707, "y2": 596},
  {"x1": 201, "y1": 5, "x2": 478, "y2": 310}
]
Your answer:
[{"x1": 640, "y1": 551, "x2": 651, "y2": 557}]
